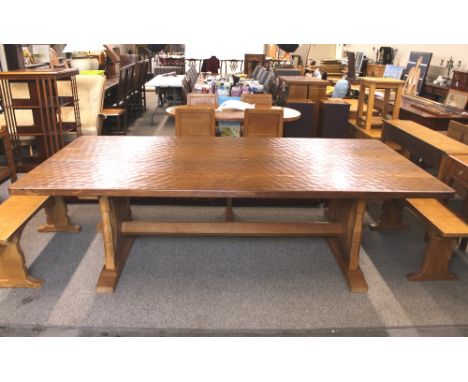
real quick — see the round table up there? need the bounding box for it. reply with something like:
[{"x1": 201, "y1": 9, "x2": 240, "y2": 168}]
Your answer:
[{"x1": 165, "y1": 106, "x2": 301, "y2": 122}]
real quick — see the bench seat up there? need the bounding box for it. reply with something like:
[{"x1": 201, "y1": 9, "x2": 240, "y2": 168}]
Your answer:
[
  {"x1": 405, "y1": 197, "x2": 466, "y2": 281},
  {"x1": 0, "y1": 195, "x2": 49, "y2": 288},
  {"x1": 406, "y1": 198, "x2": 468, "y2": 238}
]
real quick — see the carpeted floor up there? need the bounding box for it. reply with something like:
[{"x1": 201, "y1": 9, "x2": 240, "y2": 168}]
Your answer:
[{"x1": 1, "y1": 91, "x2": 468, "y2": 336}]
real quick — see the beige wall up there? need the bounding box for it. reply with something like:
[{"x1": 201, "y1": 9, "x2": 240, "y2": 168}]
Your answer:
[
  {"x1": 306, "y1": 44, "x2": 336, "y2": 64},
  {"x1": 344, "y1": 44, "x2": 468, "y2": 79}
]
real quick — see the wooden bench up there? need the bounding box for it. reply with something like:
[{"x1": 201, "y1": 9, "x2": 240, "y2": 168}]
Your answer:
[
  {"x1": 405, "y1": 198, "x2": 468, "y2": 281},
  {"x1": 0, "y1": 195, "x2": 49, "y2": 288},
  {"x1": 0, "y1": 195, "x2": 80, "y2": 288}
]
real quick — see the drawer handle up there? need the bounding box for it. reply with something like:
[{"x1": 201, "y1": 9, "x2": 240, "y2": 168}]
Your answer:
[{"x1": 457, "y1": 170, "x2": 464, "y2": 176}]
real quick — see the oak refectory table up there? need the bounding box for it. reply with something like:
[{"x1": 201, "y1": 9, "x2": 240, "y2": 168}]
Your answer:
[{"x1": 8, "y1": 136, "x2": 454, "y2": 293}]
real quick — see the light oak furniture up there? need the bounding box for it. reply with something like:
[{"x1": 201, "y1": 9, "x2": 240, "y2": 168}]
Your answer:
[
  {"x1": 240, "y1": 93, "x2": 273, "y2": 106},
  {"x1": 344, "y1": 98, "x2": 379, "y2": 120},
  {"x1": 0, "y1": 195, "x2": 79, "y2": 288},
  {"x1": 8, "y1": 136, "x2": 453, "y2": 293},
  {"x1": 404, "y1": 153, "x2": 468, "y2": 281},
  {"x1": 0, "y1": 126, "x2": 17, "y2": 183},
  {"x1": 356, "y1": 77, "x2": 405, "y2": 132},
  {"x1": 175, "y1": 106, "x2": 216, "y2": 137},
  {"x1": 166, "y1": 105, "x2": 300, "y2": 123},
  {"x1": 381, "y1": 119, "x2": 468, "y2": 171},
  {"x1": 0, "y1": 68, "x2": 81, "y2": 172},
  {"x1": 373, "y1": 119, "x2": 468, "y2": 231},
  {"x1": 242, "y1": 109, "x2": 284, "y2": 137},
  {"x1": 187, "y1": 93, "x2": 218, "y2": 107}
]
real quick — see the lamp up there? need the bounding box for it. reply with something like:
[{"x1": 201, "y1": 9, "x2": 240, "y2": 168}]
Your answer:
[{"x1": 63, "y1": 44, "x2": 104, "y2": 71}]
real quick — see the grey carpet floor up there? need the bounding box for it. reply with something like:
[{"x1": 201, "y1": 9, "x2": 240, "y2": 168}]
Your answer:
[{"x1": 1, "y1": 92, "x2": 468, "y2": 336}]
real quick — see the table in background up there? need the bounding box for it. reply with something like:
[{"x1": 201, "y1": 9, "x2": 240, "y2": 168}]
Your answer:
[
  {"x1": 9, "y1": 136, "x2": 453, "y2": 294},
  {"x1": 165, "y1": 105, "x2": 301, "y2": 123},
  {"x1": 145, "y1": 74, "x2": 185, "y2": 124}
]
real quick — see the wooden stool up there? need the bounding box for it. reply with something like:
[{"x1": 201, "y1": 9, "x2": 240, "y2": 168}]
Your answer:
[{"x1": 356, "y1": 77, "x2": 405, "y2": 131}]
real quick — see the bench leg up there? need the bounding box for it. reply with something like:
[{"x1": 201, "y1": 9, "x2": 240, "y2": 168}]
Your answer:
[
  {"x1": 38, "y1": 197, "x2": 81, "y2": 233},
  {"x1": 96, "y1": 197, "x2": 134, "y2": 293},
  {"x1": 407, "y1": 232, "x2": 458, "y2": 281},
  {"x1": 0, "y1": 230, "x2": 43, "y2": 288},
  {"x1": 369, "y1": 199, "x2": 409, "y2": 231},
  {"x1": 327, "y1": 198, "x2": 368, "y2": 293},
  {"x1": 225, "y1": 198, "x2": 234, "y2": 222}
]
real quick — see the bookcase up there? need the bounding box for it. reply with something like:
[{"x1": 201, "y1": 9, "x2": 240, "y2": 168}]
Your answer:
[{"x1": 0, "y1": 68, "x2": 81, "y2": 172}]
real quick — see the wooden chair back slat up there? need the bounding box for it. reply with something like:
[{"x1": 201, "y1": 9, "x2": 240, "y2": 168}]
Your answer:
[
  {"x1": 175, "y1": 106, "x2": 216, "y2": 137},
  {"x1": 243, "y1": 109, "x2": 284, "y2": 137}
]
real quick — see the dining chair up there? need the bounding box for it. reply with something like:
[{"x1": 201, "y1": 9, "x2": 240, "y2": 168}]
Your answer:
[
  {"x1": 175, "y1": 106, "x2": 216, "y2": 137},
  {"x1": 187, "y1": 93, "x2": 218, "y2": 107},
  {"x1": 253, "y1": 66, "x2": 265, "y2": 80},
  {"x1": 258, "y1": 70, "x2": 270, "y2": 85},
  {"x1": 242, "y1": 109, "x2": 284, "y2": 137},
  {"x1": 240, "y1": 93, "x2": 273, "y2": 106}
]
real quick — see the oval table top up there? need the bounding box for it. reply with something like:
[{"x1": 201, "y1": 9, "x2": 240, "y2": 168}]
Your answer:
[{"x1": 165, "y1": 106, "x2": 301, "y2": 122}]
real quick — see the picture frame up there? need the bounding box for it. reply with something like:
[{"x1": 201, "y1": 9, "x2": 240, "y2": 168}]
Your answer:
[{"x1": 444, "y1": 88, "x2": 468, "y2": 110}]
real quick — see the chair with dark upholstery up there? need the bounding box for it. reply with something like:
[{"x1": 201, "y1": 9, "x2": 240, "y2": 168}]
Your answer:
[
  {"x1": 251, "y1": 65, "x2": 262, "y2": 79},
  {"x1": 258, "y1": 70, "x2": 270, "y2": 85}
]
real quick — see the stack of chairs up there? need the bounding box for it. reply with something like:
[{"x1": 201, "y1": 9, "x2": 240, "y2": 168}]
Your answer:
[
  {"x1": 185, "y1": 65, "x2": 198, "y2": 93},
  {"x1": 103, "y1": 59, "x2": 149, "y2": 134}
]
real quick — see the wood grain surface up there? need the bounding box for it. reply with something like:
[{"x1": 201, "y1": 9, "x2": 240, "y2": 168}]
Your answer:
[{"x1": 9, "y1": 136, "x2": 454, "y2": 199}]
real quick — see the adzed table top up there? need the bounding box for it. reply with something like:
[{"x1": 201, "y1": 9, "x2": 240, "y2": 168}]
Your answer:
[{"x1": 9, "y1": 136, "x2": 453, "y2": 199}]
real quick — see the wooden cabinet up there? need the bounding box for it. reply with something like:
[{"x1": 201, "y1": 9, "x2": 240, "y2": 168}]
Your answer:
[
  {"x1": 278, "y1": 76, "x2": 328, "y2": 136},
  {"x1": 451, "y1": 70, "x2": 468, "y2": 92},
  {"x1": 0, "y1": 68, "x2": 81, "y2": 172},
  {"x1": 244, "y1": 53, "x2": 265, "y2": 77},
  {"x1": 366, "y1": 63, "x2": 386, "y2": 77}
]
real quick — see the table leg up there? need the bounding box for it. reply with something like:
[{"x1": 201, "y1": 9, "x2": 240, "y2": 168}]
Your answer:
[
  {"x1": 0, "y1": 229, "x2": 43, "y2": 288},
  {"x1": 326, "y1": 199, "x2": 368, "y2": 292},
  {"x1": 369, "y1": 199, "x2": 409, "y2": 231},
  {"x1": 407, "y1": 229, "x2": 458, "y2": 281},
  {"x1": 38, "y1": 196, "x2": 81, "y2": 233},
  {"x1": 96, "y1": 196, "x2": 134, "y2": 293}
]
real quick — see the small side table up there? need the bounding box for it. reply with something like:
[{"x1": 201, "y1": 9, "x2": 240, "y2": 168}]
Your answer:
[{"x1": 356, "y1": 77, "x2": 405, "y2": 131}]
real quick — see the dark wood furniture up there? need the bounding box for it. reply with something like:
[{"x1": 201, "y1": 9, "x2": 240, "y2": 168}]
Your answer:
[
  {"x1": 277, "y1": 76, "x2": 328, "y2": 135},
  {"x1": 450, "y1": 70, "x2": 468, "y2": 92},
  {"x1": 422, "y1": 83, "x2": 449, "y2": 102},
  {"x1": 9, "y1": 136, "x2": 453, "y2": 293},
  {"x1": 0, "y1": 68, "x2": 81, "y2": 172},
  {"x1": 244, "y1": 54, "x2": 265, "y2": 77},
  {"x1": 318, "y1": 99, "x2": 350, "y2": 138},
  {"x1": 375, "y1": 95, "x2": 468, "y2": 131},
  {"x1": 447, "y1": 120, "x2": 468, "y2": 144},
  {"x1": 0, "y1": 126, "x2": 17, "y2": 183}
]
